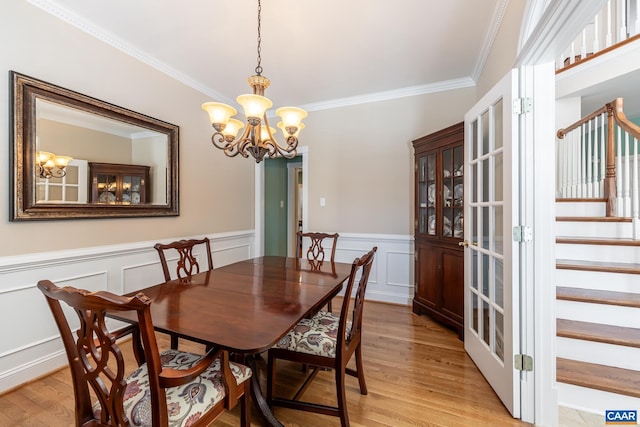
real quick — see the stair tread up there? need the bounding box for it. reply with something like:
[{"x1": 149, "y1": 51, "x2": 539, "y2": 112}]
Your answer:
[
  {"x1": 557, "y1": 287, "x2": 640, "y2": 308},
  {"x1": 556, "y1": 236, "x2": 640, "y2": 246},
  {"x1": 557, "y1": 319, "x2": 640, "y2": 347},
  {"x1": 556, "y1": 198, "x2": 607, "y2": 203},
  {"x1": 557, "y1": 259, "x2": 640, "y2": 274},
  {"x1": 557, "y1": 358, "x2": 640, "y2": 398},
  {"x1": 556, "y1": 216, "x2": 632, "y2": 222}
]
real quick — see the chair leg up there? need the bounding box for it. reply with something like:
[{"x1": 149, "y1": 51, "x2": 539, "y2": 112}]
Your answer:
[
  {"x1": 266, "y1": 352, "x2": 276, "y2": 407},
  {"x1": 335, "y1": 366, "x2": 350, "y2": 427},
  {"x1": 355, "y1": 342, "x2": 368, "y2": 395},
  {"x1": 327, "y1": 299, "x2": 332, "y2": 312},
  {"x1": 240, "y1": 380, "x2": 251, "y2": 427},
  {"x1": 170, "y1": 334, "x2": 179, "y2": 350}
]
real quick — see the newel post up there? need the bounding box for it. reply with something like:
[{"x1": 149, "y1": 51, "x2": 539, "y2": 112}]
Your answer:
[{"x1": 604, "y1": 102, "x2": 617, "y2": 216}]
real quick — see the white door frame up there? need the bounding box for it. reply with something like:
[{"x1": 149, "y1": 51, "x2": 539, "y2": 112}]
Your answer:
[
  {"x1": 515, "y1": 1, "x2": 607, "y2": 425},
  {"x1": 254, "y1": 146, "x2": 309, "y2": 257}
]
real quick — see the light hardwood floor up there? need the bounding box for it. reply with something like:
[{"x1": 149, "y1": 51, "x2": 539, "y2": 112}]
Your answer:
[{"x1": 0, "y1": 300, "x2": 531, "y2": 427}]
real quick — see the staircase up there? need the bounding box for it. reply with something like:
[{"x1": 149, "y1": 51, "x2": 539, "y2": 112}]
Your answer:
[{"x1": 556, "y1": 199, "x2": 640, "y2": 414}]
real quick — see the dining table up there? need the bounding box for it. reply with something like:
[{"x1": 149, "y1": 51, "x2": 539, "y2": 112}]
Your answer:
[{"x1": 109, "y1": 255, "x2": 353, "y2": 427}]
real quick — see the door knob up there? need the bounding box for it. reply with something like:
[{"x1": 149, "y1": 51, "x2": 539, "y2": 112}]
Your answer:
[{"x1": 458, "y1": 240, "x2": 469, "y2": 247}]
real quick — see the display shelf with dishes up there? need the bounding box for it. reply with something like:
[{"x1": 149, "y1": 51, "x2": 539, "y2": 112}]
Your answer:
[
  {"x1": 412, "y1": 121, "x2": 464, "y2": 339},
  {"x1": 89, "y1": 162, "x2": 149, "y2": 205}
]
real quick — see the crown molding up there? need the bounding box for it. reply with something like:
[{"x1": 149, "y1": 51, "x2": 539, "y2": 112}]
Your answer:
[
  {"x1": 29, "y1": 0, "x2": 478, "y2": 112},
  {"x1": 26, "y1": 0, "x2": 235, "y2": 105},
  {"x1": 471, "y1": 0, "x2": 511, "y2": 82},
  {"x1": 299, "y1": 77, "x2": 476, "y2": 112}
]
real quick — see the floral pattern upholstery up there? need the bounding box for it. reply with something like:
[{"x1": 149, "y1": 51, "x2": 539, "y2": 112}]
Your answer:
[
  {"x1": 93, "y1": 349, "x2": 251, "y2": 427},
  {"x1": 274, "y1": 311, "x2": 351, "y2": 358}
]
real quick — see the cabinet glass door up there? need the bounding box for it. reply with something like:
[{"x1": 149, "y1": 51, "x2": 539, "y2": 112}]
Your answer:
[
  {"x1": 425, "y1": 153, "x2": 436, "y2": 235},
  {"x1": 96, "y1": 174, "x2": 117, "y2": 204},
  {"x1": 122, "y1": 175, "x2": 142, "y2": 205}
]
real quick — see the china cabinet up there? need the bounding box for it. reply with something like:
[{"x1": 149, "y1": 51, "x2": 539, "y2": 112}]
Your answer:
[
  {"x1": 89, "y1": 162, "x2": 149, "y2": 205},
  {"x1": 412, "y1": 122, "x2": 464, "y2": 338}
]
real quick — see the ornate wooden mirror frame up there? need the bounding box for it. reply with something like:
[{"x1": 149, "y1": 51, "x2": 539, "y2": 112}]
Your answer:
[{"x1": 10, "y1": 71, "x2": 179, "y2": 220}]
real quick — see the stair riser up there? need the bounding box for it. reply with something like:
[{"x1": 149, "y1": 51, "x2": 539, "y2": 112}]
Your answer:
[
  {"x1": 556, "y1": 243, "x2": 640, "y2": 263},
  {"x1": 557, "y1": 336, "x2": 640, "y2": 370},
  {"x1": 556, "y1": 269, "x2": 640, "y2": 293},
  {"x1": 557, "y1": 300, "x2": 640, "y2": 329},
  {"x1": 558, "y1": 383, "x2": 640, "y2": 416},
  {"x1": 556, "y1": 221, "x2": 632, "y2": 239},
  {"x1": 556, "y1": 201, "x2": 607, "y2": 217}
]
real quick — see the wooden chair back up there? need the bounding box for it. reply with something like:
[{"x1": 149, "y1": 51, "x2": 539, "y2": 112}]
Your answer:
[
  {"x1": 297, "y1": 232, "x2": 339, "y2": 268},
  {"x1": 338, "y1": 246, "x2": 377, "y2": 355},
  {"x1": 37, "y1": 279, "x2": 246, "y2": 427},
  {"x1": 154, "y1": 237, "x2": 213, "y2": 282}
]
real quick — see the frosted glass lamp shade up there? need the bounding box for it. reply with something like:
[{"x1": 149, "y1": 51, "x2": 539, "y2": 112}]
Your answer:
[
  {"x1": 54, "y1": 155, "x2": 73, "y2": 169},
  {"x1": 221, "y1": 118, "x2": 245, "y2": 139},
  {"x1": 260, "y1": 126, "x2": 277, "y2": 141},
  {"x1": 278, "y1": 121, "x2": 305, "y2": 138},
  {"x1": 276, "y1": 106, "x2": 307, "y2": 128},
  {"x1": 36, "y1": 151, "x2": 54, "y2": 164},
  {"x1": 237, "y1": 94, "x2": 272, "y2": 119},
  {"x1": 202, "y1": 102, "x2": 237, "y2": 125}
]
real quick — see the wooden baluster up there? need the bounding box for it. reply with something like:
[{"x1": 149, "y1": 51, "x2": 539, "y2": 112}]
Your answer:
[
  {"x1": 619, "y1": 0, "x2": 628, "y2": 42},
  {"x1": 633, "y1": 137, "x2": 639, "y2": 220},
  {"x1": 587, "y1": 119, "x2": 593, "y2": 198},
  {"x1": 605, "y1": 103, "x2": 617, "y2": 216},
  {"x1": 600, "y1": 113, "x2": 607, "y2": 197},
  {"x1": 594, "y1": 13, "x2": 600, "y2": 53}
]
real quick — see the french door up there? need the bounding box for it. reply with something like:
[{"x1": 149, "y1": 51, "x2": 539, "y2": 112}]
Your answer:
[{"x1": 463, "y1": 69, "x2": 521, "y2": 417}]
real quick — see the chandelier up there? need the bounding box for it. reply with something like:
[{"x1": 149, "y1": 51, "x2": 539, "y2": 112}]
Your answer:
[
  {"x1": 202, "y1": 0, "x2": 307, "y2": 163},
  {"x1": 36, "y1": 151, "x2": 73, "y2": 179}
]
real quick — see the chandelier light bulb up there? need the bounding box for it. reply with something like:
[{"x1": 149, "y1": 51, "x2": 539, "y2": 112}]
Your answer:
[{"x1": 260, "y1": 126, "x2": 277, "y2": 141}]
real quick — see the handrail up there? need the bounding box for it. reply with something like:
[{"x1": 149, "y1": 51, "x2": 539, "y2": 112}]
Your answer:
[
  {"x1": 557, "y1": 105, "x2": 608, "y2": 138},
  {"x1": 556, "y1": 97, "x2": 640, "y2": 218}
]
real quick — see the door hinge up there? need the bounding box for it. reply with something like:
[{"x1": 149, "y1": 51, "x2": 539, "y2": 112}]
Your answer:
[
  {"x1": 512, "y1": 225, "x2": 532, "y2": 242},
  {"x1": 513, "y1": 97, "x2": 532, "y2": 115},
  {"x1": 514, "y1": 354, "x2": 533, "y2": 372}
]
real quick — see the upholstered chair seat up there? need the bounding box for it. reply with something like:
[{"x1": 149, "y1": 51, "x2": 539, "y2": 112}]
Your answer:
[
  {"x1": 274, "y1": 311, "x2": 351, "y2": 358},
  {"x1": 94, "y1": 349, "x2": 252, "y2": 427}
]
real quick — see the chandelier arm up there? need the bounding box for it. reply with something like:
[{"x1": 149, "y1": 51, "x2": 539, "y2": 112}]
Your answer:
[{"x1": 210, "y1": 132, "x2": 242, "y2": 158}]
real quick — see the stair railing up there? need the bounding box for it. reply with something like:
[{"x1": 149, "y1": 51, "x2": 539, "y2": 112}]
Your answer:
[
  {"x1": 557, "y1": 98, "x2": 640, "y2": 232},
  {"x1": 557, "y1": 0, "x2": 640, "y2": 72}
]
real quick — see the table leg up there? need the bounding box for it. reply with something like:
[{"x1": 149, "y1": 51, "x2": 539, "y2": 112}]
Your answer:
[{"x1": 245, "y1": 354, "x2": 284, "y2": 427}]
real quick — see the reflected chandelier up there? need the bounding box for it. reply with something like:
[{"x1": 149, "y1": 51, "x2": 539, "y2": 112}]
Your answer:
[
  {"x1": 36, "y1": 151, "x2": 72, "y2": 179},
  {"x1": 202, "y1": 0, "x2": 307, "y2": 163}
]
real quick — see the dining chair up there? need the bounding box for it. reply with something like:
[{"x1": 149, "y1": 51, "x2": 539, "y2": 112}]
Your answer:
[
  {"x1": 154, "y1": 237, "x2": 214, "y2": 283},
  {"x1": 267, "y1": 246, "x2": 377, "y2": 427},
  {"x1": 297, "y1": 231, "x2": 339, "y2": 311},
  {"x1": 37, "y1": 279, "x2": 251, "y2": 427},
  {"x1": 154, "y1": 237, "x2": 214, "y2": 349}
]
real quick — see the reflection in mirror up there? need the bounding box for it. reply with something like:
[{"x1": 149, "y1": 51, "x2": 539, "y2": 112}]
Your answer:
[
  {"x1": 36, "y1": 99, "x2": 168, "y2": 205},
  {"x1": 11, "y1": 71, "x2": 179, "y2": 220}
]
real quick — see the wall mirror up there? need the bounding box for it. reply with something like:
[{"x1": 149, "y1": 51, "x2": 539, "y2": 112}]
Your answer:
[{"x1": 10, "y1": 71, "x2": 179, "y2": 220}]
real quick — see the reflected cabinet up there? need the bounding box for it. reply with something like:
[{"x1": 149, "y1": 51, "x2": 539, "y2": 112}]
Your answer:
[
  {"x1": 89, "y1": 162, "x2": 149, "y2": 205},
  {"x1": 413, "y1": 122, "x2": 464, "y2": 338}
]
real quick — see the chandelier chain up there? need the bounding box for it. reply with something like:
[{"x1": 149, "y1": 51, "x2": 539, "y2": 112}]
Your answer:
[{"x1": 255, "y1": 0, "x2": 263, "y2": 75}]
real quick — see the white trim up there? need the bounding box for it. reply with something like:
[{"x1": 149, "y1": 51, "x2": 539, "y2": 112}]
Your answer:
[
  {"x1": 471, "y1": 0, "x2": 511, "y2": 82},
  {"x1": 299, "y1": 78, "x2": 476, "y2": 112}
]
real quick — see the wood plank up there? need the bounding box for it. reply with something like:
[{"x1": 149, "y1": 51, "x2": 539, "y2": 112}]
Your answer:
[
  {"x1": 557, "y1": 358, "x2": 640, "y2": 398},
  {"x1": 557, "y1": 319, "x2": 640, "y2": 348},
  {"x1": 556, "y1": 216, "x2": 632, "y2": 222},
  {"x1": 557, "y1": 287, "x2": 640, "y2": 308},
  {"x1": 556, "y1": 237, "x2": 640, "y2": 246},
  {"x1": 557, "y1": 259, "x2": 640, "y2": 274},
  {"x1": 0, "y1": 300, "x2": 530, "y2": 427},
  {"x1": 556, "y1": 198, "x2": 607, "y2": 203}
]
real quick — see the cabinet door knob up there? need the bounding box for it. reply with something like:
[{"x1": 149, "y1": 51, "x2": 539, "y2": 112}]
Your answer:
[{"x1": 458, "y1": 240, "x2": 469, "y2": 247}]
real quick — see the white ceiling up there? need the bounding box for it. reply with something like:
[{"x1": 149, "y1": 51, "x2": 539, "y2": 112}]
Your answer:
[{"x1": 30, "y1": 0, "x2": 507, "y2": 111}]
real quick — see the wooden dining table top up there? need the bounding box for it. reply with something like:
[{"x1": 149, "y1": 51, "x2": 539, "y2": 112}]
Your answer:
[{"x1": 111, "y1": 256, "x2": 353, "y2": 354}]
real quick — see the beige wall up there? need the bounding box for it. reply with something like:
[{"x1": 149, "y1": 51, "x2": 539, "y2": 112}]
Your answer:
[
  {"x1": 476, "y1": 0, "x2": 527, "y2": 98},
  {"x1": 301, "y1": 88, "x2": 476, "y2": 235},
  {"x1": 1, "y1": 1, "x2": 254, "y2": 256},
  {"x1": 38, "y1": 119, "x2": 133, "y2": 164}
]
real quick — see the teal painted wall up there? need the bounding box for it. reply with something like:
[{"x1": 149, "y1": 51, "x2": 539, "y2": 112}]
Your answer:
[{"x1": 264, "y1": 157, "x2": 290, "y2": 256}]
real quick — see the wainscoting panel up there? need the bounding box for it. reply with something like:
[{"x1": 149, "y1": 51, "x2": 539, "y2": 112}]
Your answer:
[{"x1": 0, "y1": 230, "x2": 413, "y2": 394}]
